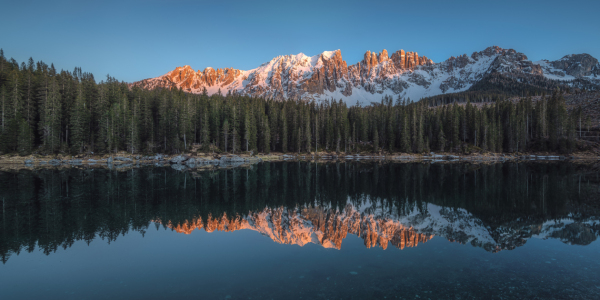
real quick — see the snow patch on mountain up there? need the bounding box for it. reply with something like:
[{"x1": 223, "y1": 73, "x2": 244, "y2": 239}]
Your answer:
[{"x1": 132, "y1": 46, "x2": 600, "y2": 104}]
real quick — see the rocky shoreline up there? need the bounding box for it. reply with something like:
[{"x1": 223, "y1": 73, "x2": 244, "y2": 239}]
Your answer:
[
  {"x1": 4, "y1": 154, "x2": 264, "y2": 171},
  {"x1": 0, "y1": 151, "x2": 598, "y2": 172}
]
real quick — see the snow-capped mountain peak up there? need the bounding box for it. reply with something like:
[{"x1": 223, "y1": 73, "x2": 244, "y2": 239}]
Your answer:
[{"x1": 132, "y1": 46, "x2": 599, "y2": 104}]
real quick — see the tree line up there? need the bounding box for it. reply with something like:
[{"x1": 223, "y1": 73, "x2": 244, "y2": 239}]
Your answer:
[{"x1": 0, "y1": 50, "x2": 585, "y2": 155}]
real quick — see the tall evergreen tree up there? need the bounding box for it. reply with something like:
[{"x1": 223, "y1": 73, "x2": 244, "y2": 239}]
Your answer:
[
  {"x1": 70, "y1": 83, "x2": 89, "y2": 154},
  {"x1": 39, "y1": 76, "x2": 62, "y2": 152}
]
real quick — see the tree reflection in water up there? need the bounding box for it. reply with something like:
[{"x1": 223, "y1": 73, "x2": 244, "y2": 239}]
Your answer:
[{"x1": 1, "y1": 162, "x2": 599, "y2": 263}]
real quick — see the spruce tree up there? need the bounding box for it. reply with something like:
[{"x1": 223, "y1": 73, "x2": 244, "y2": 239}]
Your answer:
[
  {"x1": 243, "y1": 108, "x2": 250, "y2": 152},
  {"x1": 373, "y1": 128, "x2": 379, "y2": 153},
  {"x1": 262, "y1": 116, "x2": 271, "y2": 154},
  {"x1": 400, "y1": 115, "x2": 410, "y2": 153},
  {"x1": 305, "y1": 113, "x2": 311, "y2": 153},
  {"x1": 40, "y1": 77, "x2": 62, "y2": 153},
  {"x1": 127, "y1": 98, "x2": 140, "y2": 154},
  {"x1": 296, "y1": 127, "x2": 302, "y2": 153},
  {"x1": 70, "y1": 83, "x2": 89, "y2": 154},
  {"x1": 8, "y1": 71, "x2": 21, "y2": 119},
  {"x1": 201, "y1": 113, "x2": 209, "y2": 151},
  {"x1": 17, "y1": 116, "x2": 33, "y2": 155},
  {"x1": 1, "y1": 117, "x2": 19, "y2": 153},
  {"x1": 222, "y1": 119, "x2": 229, "y2": 152},
  {"x1": 281, "y1": 110, "x2": 288, "y2": 153},
  {"x1": 387, "y1": 113, "x2": 395, "y2": 153},
  {"x1": 0, "y1": 86, "x2": 6, "y2": 133},
  {"x1": 437, "y1": 122, "x2": 446, "y2": 152}
]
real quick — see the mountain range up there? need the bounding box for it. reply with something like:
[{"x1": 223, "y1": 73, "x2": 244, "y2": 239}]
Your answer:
[{"x1": 132, "y1": 46, "x2": 600, "y2": 104}]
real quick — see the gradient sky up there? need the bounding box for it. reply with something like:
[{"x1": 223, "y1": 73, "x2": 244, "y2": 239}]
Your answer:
[{"x1": 1, "y1": 0, "x2": 599, "y2": 83}]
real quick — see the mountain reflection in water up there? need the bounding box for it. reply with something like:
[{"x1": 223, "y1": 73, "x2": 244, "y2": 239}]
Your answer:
[
  {"x1": 163, "y1": 205, "x2": 433, "y2": 250},
  {"x1": 1, "y1": 162, "x2": 599, "y2": 263}
]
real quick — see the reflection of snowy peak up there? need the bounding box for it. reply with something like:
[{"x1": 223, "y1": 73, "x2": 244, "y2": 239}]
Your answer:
[
  {"x1": 163, "y1": 202, "x2": 600, "y2": 252},
  {"x1": 133, "y1": 46, "x2": 599, "y2": 104}
]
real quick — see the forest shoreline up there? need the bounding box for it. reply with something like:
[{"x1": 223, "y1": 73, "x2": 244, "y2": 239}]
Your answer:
[{"x1": 0, "y1": 150, "x2": 598, "y2": 171}]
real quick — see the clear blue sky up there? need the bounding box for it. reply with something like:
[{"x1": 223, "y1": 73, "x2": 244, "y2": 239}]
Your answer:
[{"x1": 1, "y1": 0, "x2": 599, "y2": 83}]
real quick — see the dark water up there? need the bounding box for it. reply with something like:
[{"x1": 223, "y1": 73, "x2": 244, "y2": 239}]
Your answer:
[{"x1": 1, "y1": 162, "x2": 600, "y2": 299}]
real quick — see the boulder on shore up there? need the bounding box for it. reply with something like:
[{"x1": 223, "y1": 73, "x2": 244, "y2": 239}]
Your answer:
[
  {"x1": 186, "y1": 158, "x2": 196, "y2": 166},
  {"x1": 170, "y1": 155, "x2": 189, "y2": 164}
]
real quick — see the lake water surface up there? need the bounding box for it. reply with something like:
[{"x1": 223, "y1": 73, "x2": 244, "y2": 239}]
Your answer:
[{"x1": 1, "y1": 162, "x2": 600, "y2": 299}]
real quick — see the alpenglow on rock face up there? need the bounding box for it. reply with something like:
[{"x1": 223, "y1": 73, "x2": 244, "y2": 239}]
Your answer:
[{"x1": 132, "y1": 46, "x2": 600, "y2": 104}]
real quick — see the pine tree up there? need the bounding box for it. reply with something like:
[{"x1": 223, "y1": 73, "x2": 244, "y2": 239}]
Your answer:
[
  {"x1": 0, "y1": 86, "x2": 6, "y2": 133},
  {"x1": 326, "y1": 116, "x2": 333, "y2": 151},
  {"x1": 127, "y1": 98, "x2": 140, "y2": 154},
  {"x1": 70, "y1": 83, "x2": 89, "y2": 154},
  {"x1": 373, "y1": 128, "x2": 379, "y2": 153},
  {"x1": 222, "y1": 119, "x2": 229, "y2": 152},
  {"x1": 351, "y1": 122, "x2": 356, "y2": 153},
  {"x1": 281, "y1": 110, "x2": 288, "y2": 153},
  {"x1": 296, "y1": 126, "x2": 302, "y2": 153},
  {"x1": 336, "y1": 127, "x2": 341, "y2": 153},
  {"x1": 230, "y1": 106, "x2": 239, "y2": 153},
  {"x1": 437, "y1": 122, "x2": 446, "y2": 152},
  {"x1": 314, "y1": 108, "x2": 319, "y2": 153},
  {"x1": 243, "y1": 108, "x2": 250, "y2": 152},
  {"x1": 40, "y1": 76, "x2": 62, "y2": 153},
  {"x1": 201, "y1": 113, "x2": 209, "y2": 151},
  {"x1": 141, "y1": 91, "x2": 154, "y2": 152},
  {"x1": 399, "y1": 114, "x2": 410, "y2": 153},
  {"x1": 387, "y1": 112, "x2": 395, "y2": 153},
  {"x1": 180, "y1": 95, "x2": 194, "y2": 152},
  {"x1": 262, "y1": 116, "x2": 271, "y2": 154},
  {"x1": 416, "y1": 110, "x2": 424, "y2": 153},
  {"x1": 304, "y1": 113, "x2": 311, "y2": 153},
  {"x1": 17, "y1": 116, "x2": 33, "y2": 155},
  {"x1": 451, "y1": 105, "x2": 460, "y2": 152},
  {"x1": 8, "y1": 71, "x2": 22, "y2": 119},
  {"x1": 22, "y1": 68, "x2": 35, "y2": 126},
  {"x1": 1, "y1": 117, "x2": 19, "y2": 153},
  {"x1": 248, "y1": 108, "x2": 257, "y2": 151},
  {"x1": 0, "y1": 49, "x2": 4, "y2": 77}
]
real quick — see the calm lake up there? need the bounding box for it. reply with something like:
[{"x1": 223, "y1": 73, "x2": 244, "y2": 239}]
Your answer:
[{"x1": 1, "y1": 162, "x2": 600, "y2": 299}]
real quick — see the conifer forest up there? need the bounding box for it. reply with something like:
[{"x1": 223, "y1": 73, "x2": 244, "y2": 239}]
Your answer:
[{"x1": 0, "y1": 50, "x2": 586, "y2": 156}]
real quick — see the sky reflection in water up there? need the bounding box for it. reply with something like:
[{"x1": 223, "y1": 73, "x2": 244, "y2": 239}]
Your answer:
[{"x1": 1, "y1": 162, "x2": 599, "y2": 299}]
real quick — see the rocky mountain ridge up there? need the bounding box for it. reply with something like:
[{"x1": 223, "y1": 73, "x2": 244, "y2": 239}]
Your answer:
[{"x1": 132, "y1": 46, "x2": 600, "y2": 104}]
